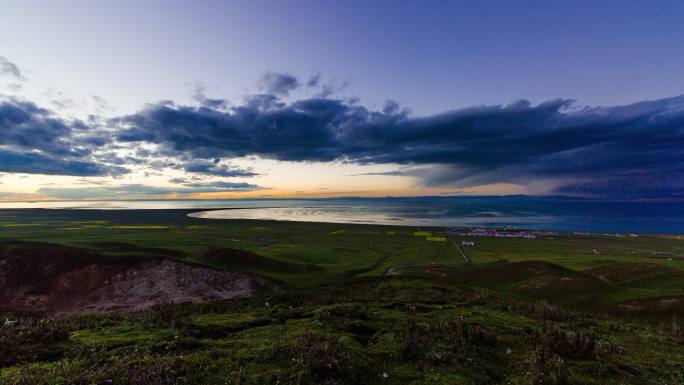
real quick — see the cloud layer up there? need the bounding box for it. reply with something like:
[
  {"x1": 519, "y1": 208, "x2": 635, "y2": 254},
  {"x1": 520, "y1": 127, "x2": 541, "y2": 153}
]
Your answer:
[
  {"x1": 115, "y1": 85, "x2": 684, "y2": 198},
  {"x1": 38, "y1": 182, "x2": 261, "y2": 199},
  {"x1": 3, "y1": 67, "x2": 684, "y2": 199},
  {"x1": 0, "y1": 98, "x2": 127, "y2": 176}
]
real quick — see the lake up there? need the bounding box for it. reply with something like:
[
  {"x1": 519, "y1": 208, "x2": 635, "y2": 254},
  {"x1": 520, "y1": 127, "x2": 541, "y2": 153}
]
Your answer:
[{"x1": 1, "y1": 196, "x2": 682, "y2": 234}]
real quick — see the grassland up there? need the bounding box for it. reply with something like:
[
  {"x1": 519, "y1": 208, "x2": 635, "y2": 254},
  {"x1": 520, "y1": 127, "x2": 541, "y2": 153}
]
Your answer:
[
  {"x1": 0, "y1": 209, "x2": 464, "y2": 287},
  {"x1": 1, "y1": 208, "x2": 684, "y2": 384}
]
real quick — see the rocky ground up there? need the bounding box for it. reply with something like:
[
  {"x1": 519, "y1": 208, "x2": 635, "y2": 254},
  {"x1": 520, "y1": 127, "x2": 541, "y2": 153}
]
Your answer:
[{"x1": 0, "y1": 242, "x2": 273, "y2": 313}]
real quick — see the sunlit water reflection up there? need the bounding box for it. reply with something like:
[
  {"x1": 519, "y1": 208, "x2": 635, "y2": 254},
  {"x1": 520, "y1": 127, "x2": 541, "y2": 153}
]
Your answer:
[{"x1": 0, "y1": 197, "x2": 682, "y2": 233}]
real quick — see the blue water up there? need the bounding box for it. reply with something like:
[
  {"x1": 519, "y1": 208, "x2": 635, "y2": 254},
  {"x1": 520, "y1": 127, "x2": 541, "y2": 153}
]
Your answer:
[{"x1": 2, "y1": 196, "x2": 683, "y2": 234}]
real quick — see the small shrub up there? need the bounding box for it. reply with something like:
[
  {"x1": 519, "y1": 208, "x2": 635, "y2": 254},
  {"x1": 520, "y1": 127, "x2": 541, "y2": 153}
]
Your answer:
[
  {"x1": 314, "y1": 303, "x2": 370, "y2": 322},
  {"x1": 267, "y1": 330, "x2": 370, "y2": 384},
  {"x1": 660, "y1": 316, "x2": 684, "y2": 345},
  {"x1": 0, "y1": 318, "x2": 71, "y2": 367},
  {"x1": 529, "y1": 301, "x2": 576, "y2": 322},
  {"x1": 523, "y1": 346, "x2": 569, "y2": 385},
  {"x1": 399, "y1": 316, "x2": 495, "y2": 364},
  {"x1": 535, "y1": 324, "x2": 596, "y2": 360},
  {"x1": 139, "y1": 301, "x2": 197, "y2": 328}
]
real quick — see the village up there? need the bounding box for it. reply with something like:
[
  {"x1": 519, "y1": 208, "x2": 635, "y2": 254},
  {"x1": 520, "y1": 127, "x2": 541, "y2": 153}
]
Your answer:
[{"x1": 446, "y1": 227, "x2": 537, "y2": 239}]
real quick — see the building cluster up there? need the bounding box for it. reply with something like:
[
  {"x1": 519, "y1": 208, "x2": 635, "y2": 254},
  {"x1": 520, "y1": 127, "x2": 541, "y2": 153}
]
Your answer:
[{"x1": 447, "y1": 227, "x2": 537, "y2": 239}]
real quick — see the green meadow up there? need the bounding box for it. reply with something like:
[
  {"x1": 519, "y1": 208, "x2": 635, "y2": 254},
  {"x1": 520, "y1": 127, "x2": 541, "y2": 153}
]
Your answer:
[{"x1": 1, "y1": 208, "x2": 684, "y2": 384}]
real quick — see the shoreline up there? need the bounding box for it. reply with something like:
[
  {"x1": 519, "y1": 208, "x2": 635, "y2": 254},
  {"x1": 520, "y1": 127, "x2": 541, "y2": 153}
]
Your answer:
[{"x1": 0, "y1": 206, "x2": 681, "y2": 236}]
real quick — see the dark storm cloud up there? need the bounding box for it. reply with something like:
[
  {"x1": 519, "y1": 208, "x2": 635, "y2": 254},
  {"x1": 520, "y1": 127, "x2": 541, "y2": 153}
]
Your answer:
[
  {"x1": 0, "y1": 97, "x2": 128, "y2": 176},
  {"x1": 94, "y1": 152, "x2": 147, "y2": 166},
  {"x1": 182, "y1": 160, "x2": 258, "y2": 177},
  {"x1": 0, "y1": 98, "x2": 84, "y2": 156},
  {"x1": 0, "y1": 56, "x2": 24, "y2": 80},
  {"x1": 349, "y1": 168, "x2": 426, "y2": 177},
  {"x1": 258, "y1": 72, "x2": 300, "y2": 96},
  {"x1": 115, "y1": 98, "x2": 350, "y2": 162},
  {"x1": 115, "y1": 94, "x2": 684, "y2": 198},
  {"x1": 2, "y1": 54, "x2": 683, "y2": 198},
  {"x1": 0, "y1": 149, "x2": 127, "y2": 176},
  {"x1": 554, "y1": 174, "x2": 684, "y2": 200}
]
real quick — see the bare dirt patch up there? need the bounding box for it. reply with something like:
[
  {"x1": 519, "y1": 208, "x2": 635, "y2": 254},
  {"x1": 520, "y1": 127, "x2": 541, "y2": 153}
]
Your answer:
[{"x1": 0, "y1": 242, "x2": 273, "y2": 313}]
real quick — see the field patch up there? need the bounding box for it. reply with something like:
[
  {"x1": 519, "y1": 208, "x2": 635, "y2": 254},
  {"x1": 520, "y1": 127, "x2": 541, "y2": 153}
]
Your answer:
[
  {"x1": 190, "y1": 313, "x2": 273, "y2": 337},
  {"x1": 424, "y1": 260, "x2": 615, "y2": 303},
  {"x1": 585, "y1": 263, "x2": 684, "y2": 285},
  {"x1": 201, "y1": 247, "x2": 322, "y2": 274},
  {"x1": 71, "y1": 220, "x2": 110, "y2": 225},
  {"x1": 109, "y1": 225, "x2": 172, "y2": 229},
  {"x1": 90, "y1": 241, "x2": 188, "y2": 258},
  {"x1": 70, "y1": 327, "x2": 174, "y2": 347}
]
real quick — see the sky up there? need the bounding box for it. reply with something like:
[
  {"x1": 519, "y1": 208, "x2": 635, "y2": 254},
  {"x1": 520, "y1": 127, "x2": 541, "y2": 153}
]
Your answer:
[{"x1": 0, "y1": 0, "x2": 683, "y2": 200}]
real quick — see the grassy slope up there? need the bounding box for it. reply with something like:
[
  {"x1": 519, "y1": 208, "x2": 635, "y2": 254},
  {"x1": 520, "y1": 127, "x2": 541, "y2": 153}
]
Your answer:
[
  {"x1": 1, "y1": 209, "x2": 684, "y2": 383},
  {"x1": 2, "y1": 278, "x2": 684, "y2": 384},
  {"x1": 0, "y1": 209, "x2": 463, "y2": 287}
]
